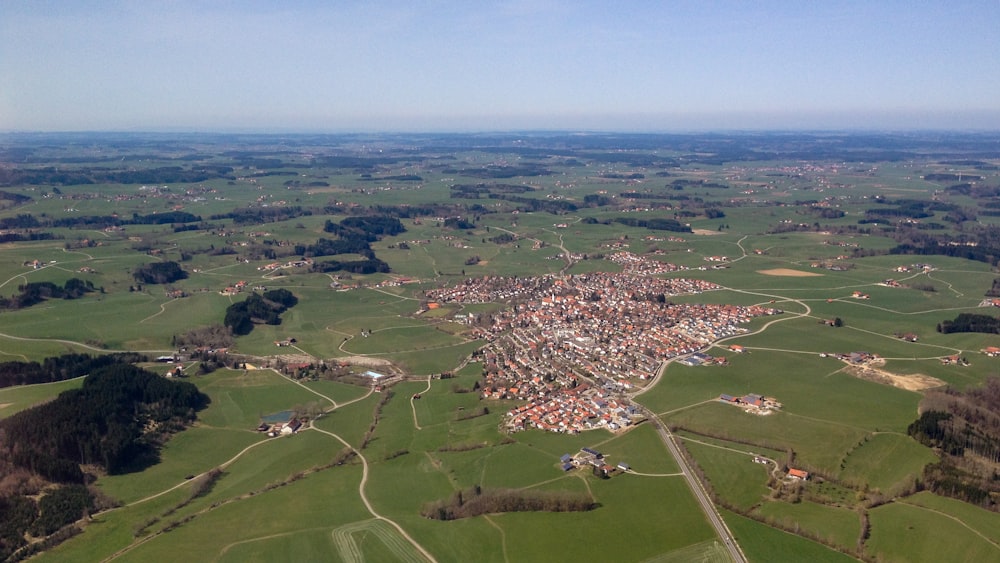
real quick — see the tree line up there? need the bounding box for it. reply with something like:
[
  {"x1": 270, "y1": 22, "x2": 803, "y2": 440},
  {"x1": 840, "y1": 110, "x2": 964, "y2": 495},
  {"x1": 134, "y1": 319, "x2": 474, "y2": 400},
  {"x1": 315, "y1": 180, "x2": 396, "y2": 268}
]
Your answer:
[
  {"x1": 0, "y1": 352, "x2": 144, "y2": 389},
  {"x1": 0, "y1": 278, "x2": 97, "y2": 311},
  {"x1": 0, "y1": 165, "x2": 234, "y2": 187},
  {"x1": 133, "y1": 261, "x2": 187, "y2": 285},
  {"x1": 223, "y1": 289, "x2": 298, "y2": 336},
  {"x1": 310, "y1": 258, "x2": 390, "y2": 275},
  {"x1": 613, "y1": 217, "x2": 692, "y2": 233},
  {"x1": 420, "y1": 485, "x2": 595, "y2": 520},
  {"x1": 907, "y1": 377, "x2": 1000, "y2": 510},
  {"x1": 936, "y1": 313, "x2": 1000, "y2": 334}
]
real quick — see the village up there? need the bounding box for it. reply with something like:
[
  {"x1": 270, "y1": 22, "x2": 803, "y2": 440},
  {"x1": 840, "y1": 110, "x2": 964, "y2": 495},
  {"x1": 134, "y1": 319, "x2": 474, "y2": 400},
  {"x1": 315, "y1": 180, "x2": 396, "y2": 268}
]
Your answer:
[{"x1": 426, "y1": 262, "x2": 781, "y2": 434}]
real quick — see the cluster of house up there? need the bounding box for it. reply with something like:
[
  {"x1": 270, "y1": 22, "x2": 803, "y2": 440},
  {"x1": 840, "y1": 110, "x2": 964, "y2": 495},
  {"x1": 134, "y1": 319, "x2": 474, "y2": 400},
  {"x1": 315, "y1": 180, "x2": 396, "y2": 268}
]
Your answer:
[
  {"x1": 810, "y1": 261, "x2": 851, "y2": 271},
  {"x1": 487, "y1": 276, "x2": 772, "y2": 375},
  {"x1": 825, "y1": 240, "x2": 859, "y2": 248},
  {"x1": 256, "y1": 417, "x2": 303, "y2": 437},
  {"x1": 220, "y1": 280, "x2": 249, "y2": 296},
  {"x1": 257, "y1": 258, "x2": 312, "y2": 272},
  {"x1": 502, "y1": 381, "x2": 642, "y2": 433},
  {"x1": 559, "y1": 447, "x2": 630, "y2": 476},
  {"x1": 425, "y1": 274, "x2": 564, "y2": 305},
  {"x1": 894, "y1": 263, "x2": 935, "y2": 272},
  {"x1": 940, "y1": 355, "x2": 970, "y2": 366},
  {"x1": 820, "y1": 351, "x2": 880, "y2": 364},
  {"x1": 677, "y1": 352, "x2": 729, "y2": 367},
  {"x1": 718, "y1": 393, "x2": 782, "y2": 415},
  {"x1": 605, "y1": 251, "x2": 687, "y2": 275},
  {"x1": 428, "y1": 272, "x2": 779, "y2": 434},
  {"x1": 23, "y1": 259, "x2": 49, "y2": 269}
]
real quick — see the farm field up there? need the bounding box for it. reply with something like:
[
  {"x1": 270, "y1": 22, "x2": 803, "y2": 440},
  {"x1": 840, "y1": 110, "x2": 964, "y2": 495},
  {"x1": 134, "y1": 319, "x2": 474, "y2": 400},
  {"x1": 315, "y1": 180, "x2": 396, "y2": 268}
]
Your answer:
[{"x1": 1, "y1": 132, "x2": 999, "y2": 562}]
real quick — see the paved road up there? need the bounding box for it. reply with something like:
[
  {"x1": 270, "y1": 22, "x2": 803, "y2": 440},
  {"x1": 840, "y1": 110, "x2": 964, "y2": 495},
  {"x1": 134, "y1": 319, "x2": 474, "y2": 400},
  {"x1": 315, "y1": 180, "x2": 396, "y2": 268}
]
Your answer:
[{"x1": 641, "y1": 407, "x2": 747, "y2": 563}]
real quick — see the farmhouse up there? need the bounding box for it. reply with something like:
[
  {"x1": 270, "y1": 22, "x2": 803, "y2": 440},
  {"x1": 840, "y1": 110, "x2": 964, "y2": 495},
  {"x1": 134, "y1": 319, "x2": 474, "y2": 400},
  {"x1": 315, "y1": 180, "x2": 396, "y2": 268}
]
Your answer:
[
  {"x1": 281, "y1": 418, "x2": 303, "y2": 435},
  {"x1": 719, "y1": 392, "x2": 782, "y2": 414},
  {"x1": 787, "y1": 468, "x2": 809, "y2": 480}
]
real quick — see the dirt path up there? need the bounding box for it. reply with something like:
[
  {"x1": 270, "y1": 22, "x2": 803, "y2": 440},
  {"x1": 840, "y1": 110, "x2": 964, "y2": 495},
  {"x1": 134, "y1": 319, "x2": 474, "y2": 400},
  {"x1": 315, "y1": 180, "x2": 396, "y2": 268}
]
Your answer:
[
  {"x1": 0, "y1": 331, "x2": 172, "y2": 354},
  {"x1": 897, "y1": 499, "x2": 1000, "y2": 551},
  {"x1": 483, "y1": 516, "x2": 510, "y2": 563},
  {"x1": 127, "y1": 438, "x2": 273, "y2": 507},
  {"x1": 411, "y1": 375, "x2": 432, "y2": 430},
  {"x1": 139, "y1": 300, "x2": 176, "y2": 323},
  {"x1": 310, "y1": 423, "x2": 437, "y2": 563}
]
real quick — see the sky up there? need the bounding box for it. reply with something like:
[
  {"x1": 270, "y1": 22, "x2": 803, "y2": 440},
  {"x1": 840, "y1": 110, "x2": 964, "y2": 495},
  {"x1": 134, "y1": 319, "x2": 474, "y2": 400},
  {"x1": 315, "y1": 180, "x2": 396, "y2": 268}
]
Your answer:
[{"x1": 2, "y1": 1, "x2": 1000, "y2": 132}]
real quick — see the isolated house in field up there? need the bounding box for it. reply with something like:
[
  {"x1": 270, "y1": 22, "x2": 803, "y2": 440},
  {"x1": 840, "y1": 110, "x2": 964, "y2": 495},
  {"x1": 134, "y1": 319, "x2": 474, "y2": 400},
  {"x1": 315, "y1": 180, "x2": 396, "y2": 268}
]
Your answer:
[{"x1": 787, "y1": 468, "x2": 809, "y2": 480}]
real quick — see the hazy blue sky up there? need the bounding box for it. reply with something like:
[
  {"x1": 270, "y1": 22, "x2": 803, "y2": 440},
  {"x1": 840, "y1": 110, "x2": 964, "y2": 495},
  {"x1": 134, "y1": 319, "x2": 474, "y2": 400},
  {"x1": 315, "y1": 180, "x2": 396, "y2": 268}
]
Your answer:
[{"x1": 2, "y1": 1, "x2": 999, "y2": 132}]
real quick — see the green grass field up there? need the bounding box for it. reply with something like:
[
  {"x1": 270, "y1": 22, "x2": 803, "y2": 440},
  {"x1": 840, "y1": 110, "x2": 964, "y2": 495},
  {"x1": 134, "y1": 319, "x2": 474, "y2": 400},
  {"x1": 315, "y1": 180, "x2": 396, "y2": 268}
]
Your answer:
[
  {"x1": 753, "y1": 501, "x2": 860, "y2": 551},
  {"x1": 681, "y1": 437, "x2": 771, "y2": 511},
  {"x1": 723, "y1": 509, "x2": 859, "y2": 563},
  {"x1": 867, "y1": 501, "x2": 1000, "y2": 562},
  {"x1": 836, "y1": 433, "x2": 937, "y2": 493},
  {"x1": 0, "y1": 376, "x2": 84, "y2": 418}
]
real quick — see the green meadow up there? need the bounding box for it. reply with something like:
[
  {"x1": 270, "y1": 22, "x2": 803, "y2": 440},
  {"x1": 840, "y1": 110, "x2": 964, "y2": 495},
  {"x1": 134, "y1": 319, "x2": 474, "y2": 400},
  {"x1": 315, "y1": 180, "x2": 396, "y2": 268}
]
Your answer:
[{"x1": 0, "y1": 376, "x2": 84, "y2": 417}]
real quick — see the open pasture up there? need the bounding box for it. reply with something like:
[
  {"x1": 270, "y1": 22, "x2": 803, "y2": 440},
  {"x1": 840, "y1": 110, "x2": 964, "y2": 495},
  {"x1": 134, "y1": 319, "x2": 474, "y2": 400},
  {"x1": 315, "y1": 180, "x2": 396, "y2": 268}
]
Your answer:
[
  {"x1": 681, "y1": 438, "x2": 770, "y2": 511},
  {"x1": 836, "y1": 433, "x2": 937, "y2": 492},
  {"x1": 0, "y1": 376, "x2": 84, "y2": 418},
  {"x1": 723, "y1": 509, "x2": 859, "y2": 563},
  {"x1": 195, "y1": 368, "x2": 328, "y2": 429},
  {"x1": 646, "y1": 351, "x2": 921, "y2": 435},
  {"x1": 753, "y1": 501, "x2": 860, "y2": 551},
  {"x1": 867, "y1": 501, "x2": 1000, "y2": 563},
  {"x1": 664, "y1": 402, "x2": 869, "y2": 475},
  {"x1": 900, "y1": 492, "x2": 1000, "y2": 542}
]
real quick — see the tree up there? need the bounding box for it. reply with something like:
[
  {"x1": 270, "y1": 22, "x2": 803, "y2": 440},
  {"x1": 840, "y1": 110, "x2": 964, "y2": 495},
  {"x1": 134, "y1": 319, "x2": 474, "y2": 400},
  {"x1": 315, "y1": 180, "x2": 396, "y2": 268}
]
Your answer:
[{"x1": 833, "y1": 317, "x2": 844, "y2": 327}]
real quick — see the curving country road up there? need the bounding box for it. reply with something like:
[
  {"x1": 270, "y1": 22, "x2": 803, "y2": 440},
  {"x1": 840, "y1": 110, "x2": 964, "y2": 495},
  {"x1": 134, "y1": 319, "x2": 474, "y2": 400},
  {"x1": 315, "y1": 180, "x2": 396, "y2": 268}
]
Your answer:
[{"x1": 310, "y1": 422, "x2": 438, "y2": 563}]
